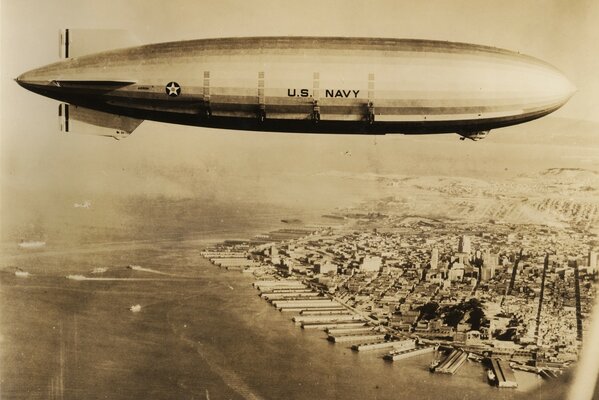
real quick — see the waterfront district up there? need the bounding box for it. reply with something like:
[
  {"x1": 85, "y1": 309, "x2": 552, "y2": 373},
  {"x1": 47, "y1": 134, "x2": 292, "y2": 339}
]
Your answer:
[{"x1": 202, "y1": 214, "x2": 597, "y2": 388}]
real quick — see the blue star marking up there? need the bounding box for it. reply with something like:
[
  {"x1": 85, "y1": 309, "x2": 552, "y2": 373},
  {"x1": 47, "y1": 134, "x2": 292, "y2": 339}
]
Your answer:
[{"x1": 165, "y1": 82, "x2": 181, "y2": 97}]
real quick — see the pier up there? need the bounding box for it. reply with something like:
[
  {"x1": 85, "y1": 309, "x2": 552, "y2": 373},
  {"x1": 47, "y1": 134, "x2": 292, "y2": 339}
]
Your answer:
[
  {"x1": 434, "y1": 349, "x2": 468, "y2": 374},
  {"x1": 293, "y1": 314, "x2": 361, "y2": 324},
  {"x1": 279, "y1": 306, "x2": 346, "y2": 313},
  {"x1": 303, "y1": 321, "x2": 367, "y2": 330},
  {"x1": 327, "y1": 327, "x2": 375, "y2": 336},
  {"x1": 261, "y1": 292, "x2": 320, "y2": 300},
  {"x1": 383, "y1": 345, "x2": 436, "y2": 361},
  {"x1": 253, "y1": 281, "x2": 306, "y2": 290},
  {"x1": 352, "y1": 339, "x2": 416, "y2": 352},
  {"x1": 489, "y1": 358, "x2": 518, "y2": 388},
  {"x1": 328, "y1": 333, "x2": 386, "y2": 343},
  {"x1": 300, "y1": 310, "x2": 351, "y2": 316},
  {"x1": 272, "y1": 299, "x2": 339, "y2": 309}
]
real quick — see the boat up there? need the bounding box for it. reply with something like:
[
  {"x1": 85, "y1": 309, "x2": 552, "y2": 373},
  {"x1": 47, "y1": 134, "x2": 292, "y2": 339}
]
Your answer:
[
  {"x1": 14, "y1": 268, "x2": 30, "y2": 278},
  {"x1": 429, "y1": 359, "x2": 440, "y2": 372},
  {"x1": 91, "y1": 267, "x2": 108, "y2": 274},
  {"x1": 18, "y1": 240, "x2": 46, "y2": 249},
  {"x1": 468, "y1": 352, "x2": 484, "y2": 362},
  {"x1": 487, "y1": 369, "x2": 497, "y2": 384},
  {"x1": 130, "y1": 304, "x2": 142, "y2": 313}
]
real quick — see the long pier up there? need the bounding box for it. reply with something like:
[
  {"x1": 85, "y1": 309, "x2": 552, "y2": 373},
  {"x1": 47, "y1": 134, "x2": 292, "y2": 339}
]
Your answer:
[
  {"x1": 383, "y1": 345, "x2": 436, "y2": 361},
  {"x1": 489, "y1": 358, "x2": 518, "y2": 388},
  {"x1": 293, "y1": 314, "x2": 361, "y2": 324},
  {"x1": 352, "y1": 339, "x2": 416, "y2": 352},
  {"x1": 327, "y1": 327, "x2": 375, "y2": 336},
  {"x1": 302, "y1": 321, "x2": 367, "y2": 330},
  {"x1": 328, "y1": 333, "x2": 385, "y2": 343},
  {"x1": 435, "y1": 349, "x2": 468, "y2": 374}
]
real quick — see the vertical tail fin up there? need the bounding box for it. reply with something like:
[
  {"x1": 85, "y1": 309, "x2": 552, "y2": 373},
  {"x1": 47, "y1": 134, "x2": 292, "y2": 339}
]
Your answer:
[{"x1": 59, "y1": 29, "x2": 140, "y2": 59}]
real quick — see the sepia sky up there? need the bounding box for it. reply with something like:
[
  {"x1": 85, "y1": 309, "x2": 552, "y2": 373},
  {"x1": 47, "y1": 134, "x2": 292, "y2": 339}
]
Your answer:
[{"x1": 1, "y1": 0, "x2": 599, "y2": 236}]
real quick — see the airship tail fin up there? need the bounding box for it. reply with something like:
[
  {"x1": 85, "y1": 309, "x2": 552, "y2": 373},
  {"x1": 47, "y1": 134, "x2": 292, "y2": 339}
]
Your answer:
[
  {"x1": 59, "y1": 103, "x2": 143, "y2": 140},
  {"x1": 60, "y1": 29, "x2": 140, "y2": 59}
]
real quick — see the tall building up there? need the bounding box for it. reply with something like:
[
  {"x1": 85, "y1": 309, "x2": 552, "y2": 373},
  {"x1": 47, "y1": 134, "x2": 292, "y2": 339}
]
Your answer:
[
  {"x1": 481, "y1": 249, "x2": 497, "y2": 281},
  {"x1": 430, "y1": 247, "x2": 439, "y2": 270},
  {"x1": 360, "y1": 256, "x2": 382, "y2": 272},
  {"x1": 315, "y1": 261, "x2": 337, "y2": 275},
  {"x1": 458, "y1": 235, "x2": 471, "y2": 254}
]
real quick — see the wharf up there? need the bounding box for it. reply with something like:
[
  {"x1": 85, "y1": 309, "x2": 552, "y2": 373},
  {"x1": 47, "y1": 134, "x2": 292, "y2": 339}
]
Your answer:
[
  {"x1": 279, "y1": 306, "x2": 346, "y2": 313},
  {"x1": 301, "y1": 310, "x2": 351, "y2": 316},
  {"x1": 328, "y1": 333, "x2": 385, "y2": 343},
  {"x1": 293, "y1": 314, "x2": 361, "y2": 324},
  {"x1": 261, "y1": 292, "x2": 319, "y2": 300},
  {"x1": 383, "y1": 345, "x2": 436, "y2": 361},
  {"x1": 273, "y1": 299, "x2": 339, "y2": 310},
  {"x1": 327, "y1": 327, "x2": 374, "y2": 335},
  {"x1": 264, "y1": 293, "x2": 322, "y2": 301},
  {"x1": 303, "y1": 321, "x2": 367, "y2": 330},
  {"x1": 489, "y1": 358, "x2": 518, "y2": 388},
  {"x1": 435, "y1": 349, "x2": 468, "y2": 374},
  {"x1": 201, "y1": 251, "x2": 247, "y2": 258},
  {"x1": 253, "y1": 281, "x2": 306, "y2": 290},
  {"x1": 264, "y1": 288, "x2": 314, "y2": 294},
  {"x1": 352, "y1": 339, "x2": 416, "y2": 352}
]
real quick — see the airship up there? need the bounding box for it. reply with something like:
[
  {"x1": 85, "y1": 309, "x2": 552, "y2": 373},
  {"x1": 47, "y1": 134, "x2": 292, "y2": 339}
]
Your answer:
[{"x1": 16, "y1": 32, "x2": 575, "y2": 140}]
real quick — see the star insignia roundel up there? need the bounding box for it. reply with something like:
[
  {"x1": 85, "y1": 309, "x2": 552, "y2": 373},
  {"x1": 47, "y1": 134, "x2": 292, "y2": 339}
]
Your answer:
[{"x1": 165, "y1": 82, "x2": 181, "y2": 97}]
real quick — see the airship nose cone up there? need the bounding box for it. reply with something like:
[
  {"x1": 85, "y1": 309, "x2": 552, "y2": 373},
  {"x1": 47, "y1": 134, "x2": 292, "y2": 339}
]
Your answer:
[
  {"x1": 15, "y1": 69, "x2": 46, "y2": 91},
  {"x1": 15, "y1": 72, "x2": 28, "y2": 84},
  {"x1": 15, "y1": 74, "x2": 35, "y2": 93},
  {"x1": 552, "y1": 69, "x2": 577, "y2": 102}
]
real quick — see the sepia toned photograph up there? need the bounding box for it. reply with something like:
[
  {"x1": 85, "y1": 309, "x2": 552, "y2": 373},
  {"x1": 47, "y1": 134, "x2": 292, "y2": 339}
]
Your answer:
[{"x1": 1, "y1": 1, "x2": 598, "y2": 399}]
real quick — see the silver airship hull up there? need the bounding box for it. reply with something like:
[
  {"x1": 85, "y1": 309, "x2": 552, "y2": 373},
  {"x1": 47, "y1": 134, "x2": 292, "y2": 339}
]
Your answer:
[{"x1": 17, "y1": 37, "x2": 575, "y2": 139}]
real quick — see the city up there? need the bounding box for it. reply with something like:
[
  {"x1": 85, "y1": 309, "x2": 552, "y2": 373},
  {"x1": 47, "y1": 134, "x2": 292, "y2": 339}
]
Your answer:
[{"x1": 203, "y1": 214, "x2": 598, "y2": 388}]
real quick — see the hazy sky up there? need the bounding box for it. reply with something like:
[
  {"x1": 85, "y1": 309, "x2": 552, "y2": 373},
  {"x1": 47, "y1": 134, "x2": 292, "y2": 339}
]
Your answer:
[{"x1": 1, "y1": 0, "x2": 599, "y2": 239}]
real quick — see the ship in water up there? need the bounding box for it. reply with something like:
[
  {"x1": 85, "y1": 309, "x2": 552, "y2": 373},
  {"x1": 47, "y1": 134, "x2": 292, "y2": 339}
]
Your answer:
[
  {"x1": 14, "y1": 268, "x2": 31, "y2": 278},
  {"x1": 18, "y1": 240, "x2": 46, "y2": 249},
  {"x1": 91, "y1": 267, "x2": 108, "y2": 274},
  {"x1": 281, "y1": 218, "x2": 302, "y2": 224},
  {"x1": 487, "y1": 369, "x2": 497, "y2": 384},
  {"x1": 130, "y1": 304, "x2": 142, "y2": 313}
]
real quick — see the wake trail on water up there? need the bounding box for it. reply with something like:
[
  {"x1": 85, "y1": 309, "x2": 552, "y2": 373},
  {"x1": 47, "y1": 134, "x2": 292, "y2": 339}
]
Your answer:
[
  {"x1": 128, "y1": 265, "x2": 199, "y2": 278},
  {"x1": 166, "y1": 303, "x2": 265, "y2": 400}
]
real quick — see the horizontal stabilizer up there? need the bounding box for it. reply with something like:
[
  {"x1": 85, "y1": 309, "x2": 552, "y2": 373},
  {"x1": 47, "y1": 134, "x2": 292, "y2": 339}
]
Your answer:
[
  {"x1": 60, "y1": 29, "x2": 140, "y2": 59},
  {"x1": 59, "y1": 104, "x2": 143, "y2": 140}
]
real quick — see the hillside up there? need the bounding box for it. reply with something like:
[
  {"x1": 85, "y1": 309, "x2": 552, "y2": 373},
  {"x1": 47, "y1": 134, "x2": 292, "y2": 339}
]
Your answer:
[{"x1": 335, "y1": 168, "x2": 599, "y2": 234}]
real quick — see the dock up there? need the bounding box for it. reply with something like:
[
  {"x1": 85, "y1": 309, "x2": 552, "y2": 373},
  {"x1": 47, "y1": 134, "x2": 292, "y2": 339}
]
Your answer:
[
  {"x1": 261, "y1": 292, "x2": 321, "y2": 300},
  {"x1": 434, "y1": 349, "x2": 468, "y2": 374},
  {"x1": 352, "y1": 339, "x2": 416, "y2": 352},
  {"x1": 327, "y1": 327, "x2": 375, "y2": 336},
  {"x1": 300, "y1": 310, "x2": 351, "y2": 316},
  {"x1": 253, "y1": 281, "x2": 306, "y2": 290},
  {"x1": 293, "y1": 314, "x2": 361, "y2": 324},
  {"x1": 279, "y1": 306, "x2": 346, "y2": 313},
  {"x1": 383, "y1": 345, "x2": 436, "y2": 361},
  {"x1": 272, "y1": 299, "x2": 339, "y2": 310},
  {"x1": 328, "y1": 333, "x2": 386, "y2": 343},
  {"x1": 303, "y1": 321, "x2": 367, "y2": 330},
  {"x1": 489, "y1": 358, "x2": 518, "y2": 388}
]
